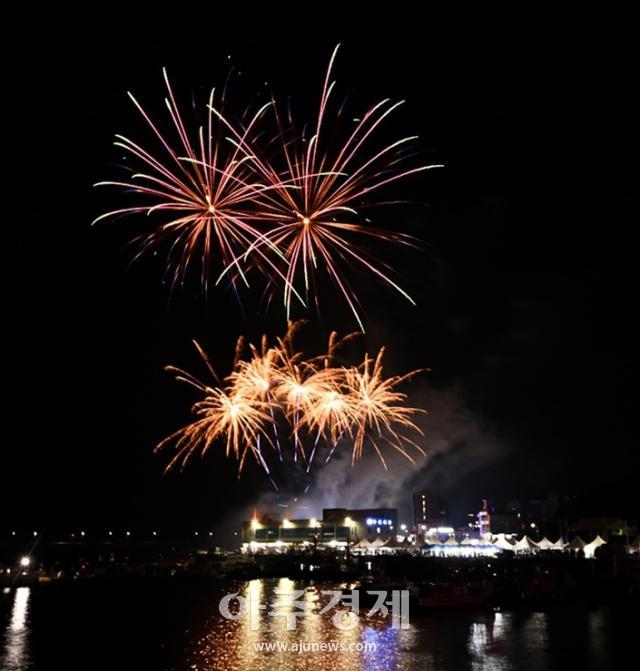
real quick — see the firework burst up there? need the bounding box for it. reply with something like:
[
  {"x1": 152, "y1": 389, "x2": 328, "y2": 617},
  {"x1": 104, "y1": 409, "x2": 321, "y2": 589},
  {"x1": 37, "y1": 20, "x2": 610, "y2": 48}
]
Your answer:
[
  {"x1": 155, "y1": 363, "x2": 274, "y2": 476},
  {"x1": 96, "y1": 49, "x2": 441, "y2": 328},
  {"x1": 219, "y1": 45, "x2": 443, "y2": 330},
  {"x1": 343, "y1": 348, "x2": 426, "y2": 469},
  {"x1": 155, "y1": 322, "x2": 426, "y2": 482},
  {"x1": 92, "y1": 69, "x2": 294, "y2": 296}
]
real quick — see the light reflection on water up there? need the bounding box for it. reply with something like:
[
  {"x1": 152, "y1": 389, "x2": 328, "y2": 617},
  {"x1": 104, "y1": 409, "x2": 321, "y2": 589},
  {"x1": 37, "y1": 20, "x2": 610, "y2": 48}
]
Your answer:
[
  {"x1": 192, "y1": 578, "x2": 392, "y2": 671},
  {"x1": 1, "y1": 587, "x2": 31, "y2": 671},
  {"x1": 0, "y1": 579, "x2": 629, "y2": 670},
  {"x1": 188, "y1": 579, "x2": 520, "y2": 671}
]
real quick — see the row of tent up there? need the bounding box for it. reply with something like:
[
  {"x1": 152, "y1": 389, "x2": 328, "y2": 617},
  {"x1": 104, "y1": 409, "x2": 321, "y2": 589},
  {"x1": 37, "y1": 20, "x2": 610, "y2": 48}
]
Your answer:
[
  {"x1": 350, "y1": 533, "x2": 614, "y2": 557},
  {"x1": 492, "y1": 534, "x2": 607, "y2": 557}
]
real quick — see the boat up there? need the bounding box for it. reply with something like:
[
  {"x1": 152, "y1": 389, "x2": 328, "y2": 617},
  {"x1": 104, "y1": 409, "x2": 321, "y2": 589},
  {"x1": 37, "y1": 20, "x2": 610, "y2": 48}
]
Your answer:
[{"x1": 417, "y1": 581, "x2": 492, "y2": 608}]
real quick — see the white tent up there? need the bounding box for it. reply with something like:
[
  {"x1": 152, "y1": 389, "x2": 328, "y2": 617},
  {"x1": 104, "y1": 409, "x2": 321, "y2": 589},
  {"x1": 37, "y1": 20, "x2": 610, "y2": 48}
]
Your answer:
[
  {"x1": 460, "y1": 536, "x2": 478, "y2": 545},
  {"x1": 550, "y1": 537, "x2": 567, "y2": 550},
  {"x1": 369, "y1": 536, "x2": 387, "y2": 548},
  {"x1": 444, "y1": 536, "x2": 459, "y2": 546},
  {"x1": 583, "y1": 535, "x2": 607, "y2": 558},
  {"x1": 351, "y1": 538, "x2": 371, "y2": 550},
  {"x1": 567, "y1": 536, "x2": 586, "y2": 550},
  {"x1": 513, "y1": 536, "x2": 539, "y2": 552},
  {"x1": 536, "y1": 537, "x2": 554, "y2": 550},
  {"x1": 493, "y1": 536, "x2": 516, "y2": 551}
]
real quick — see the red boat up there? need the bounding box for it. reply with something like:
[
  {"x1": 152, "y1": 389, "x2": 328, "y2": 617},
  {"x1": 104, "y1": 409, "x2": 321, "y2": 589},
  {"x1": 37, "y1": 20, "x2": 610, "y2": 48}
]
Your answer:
[{"x1": 417, "y1": 582, "x2": 492, "y2": 608}]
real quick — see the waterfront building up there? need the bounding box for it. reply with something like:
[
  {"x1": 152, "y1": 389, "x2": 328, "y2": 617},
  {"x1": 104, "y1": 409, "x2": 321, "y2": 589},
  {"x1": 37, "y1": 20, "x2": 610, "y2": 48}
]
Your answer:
[{"x1": 240, "y1": 507, "x2": 398, "y2": 552}]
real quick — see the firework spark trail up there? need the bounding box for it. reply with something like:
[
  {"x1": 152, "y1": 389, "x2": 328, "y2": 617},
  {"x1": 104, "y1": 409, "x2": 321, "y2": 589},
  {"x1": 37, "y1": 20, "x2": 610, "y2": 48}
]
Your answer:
[
  {"x1": 218, "y1": 44, "x2": 443, "y2": 331},
  {"x1": 155, "y1": 322, "x2": 426, "y2": 481}
]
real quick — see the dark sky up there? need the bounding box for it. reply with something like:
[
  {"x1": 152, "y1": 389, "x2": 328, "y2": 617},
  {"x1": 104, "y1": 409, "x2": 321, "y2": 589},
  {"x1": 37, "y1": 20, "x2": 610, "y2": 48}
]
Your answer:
[{"x1": 2, "y1": 6, "x2": 638, "y2": 538}]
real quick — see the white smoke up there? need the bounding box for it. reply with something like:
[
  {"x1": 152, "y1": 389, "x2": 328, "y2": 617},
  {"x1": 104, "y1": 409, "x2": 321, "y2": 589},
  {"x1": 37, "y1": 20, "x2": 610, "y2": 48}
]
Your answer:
[{"x1": 240, "y1": 381, "x2": 507, "y2": 522}]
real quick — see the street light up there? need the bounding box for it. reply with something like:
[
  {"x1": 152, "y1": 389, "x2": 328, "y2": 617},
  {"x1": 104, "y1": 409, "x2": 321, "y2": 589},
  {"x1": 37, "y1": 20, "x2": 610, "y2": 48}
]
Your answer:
[{"x1": 19, "y1": 556, "x2": 31, "y2": 568}]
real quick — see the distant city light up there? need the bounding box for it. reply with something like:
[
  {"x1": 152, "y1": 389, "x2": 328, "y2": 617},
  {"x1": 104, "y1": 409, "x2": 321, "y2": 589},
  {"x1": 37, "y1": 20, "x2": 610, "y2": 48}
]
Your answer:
[
  {"x1": 433, "y1": 526, "x2": 454, "y2": 534},
  {"x1": 19, "y1": 556, "x2": 31, "y2": 567}
]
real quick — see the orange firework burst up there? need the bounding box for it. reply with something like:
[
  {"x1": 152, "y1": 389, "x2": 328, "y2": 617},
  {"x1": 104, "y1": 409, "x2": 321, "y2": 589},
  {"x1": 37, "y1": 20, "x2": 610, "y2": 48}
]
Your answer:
[
  {"x1": 343, "y1": 348, "x2": 426, "y2": 469},
  {"x1": 155, "y1": 322, "x2": 426, "y2": 482},
  {"x1": 155, "y1": 343, "x2": 274, "y2": 475},
  {"x1": 220, "y1": 45, "x2": 443, "y2": 330},
  {"x1": 228, "y1": 335, "x2": 280, "y2": 401}
]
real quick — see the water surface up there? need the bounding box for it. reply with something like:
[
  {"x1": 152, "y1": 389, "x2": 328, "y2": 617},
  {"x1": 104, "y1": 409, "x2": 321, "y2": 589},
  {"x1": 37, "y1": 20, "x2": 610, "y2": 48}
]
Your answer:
[{"x1": 0, "y1": 579, "x2": 635, "y2": 670}]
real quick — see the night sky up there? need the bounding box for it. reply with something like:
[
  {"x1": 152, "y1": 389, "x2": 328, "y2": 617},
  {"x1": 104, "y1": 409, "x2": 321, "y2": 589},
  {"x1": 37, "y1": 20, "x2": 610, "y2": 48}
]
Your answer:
[{"x1": 3, "y1": 6, "x2": 638, "y2": 540}]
